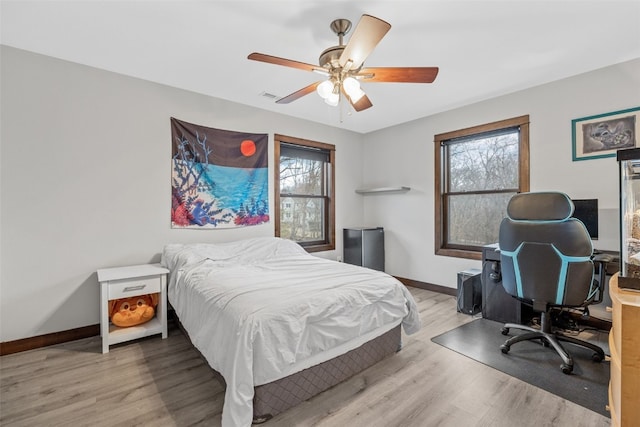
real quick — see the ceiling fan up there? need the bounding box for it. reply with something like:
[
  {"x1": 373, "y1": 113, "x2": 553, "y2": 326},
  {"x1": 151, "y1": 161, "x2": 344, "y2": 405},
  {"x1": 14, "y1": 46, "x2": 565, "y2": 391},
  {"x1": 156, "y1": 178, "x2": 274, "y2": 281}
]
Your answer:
[{"x1": 248, "y1": 14, "x2": 439, "y2": 112}]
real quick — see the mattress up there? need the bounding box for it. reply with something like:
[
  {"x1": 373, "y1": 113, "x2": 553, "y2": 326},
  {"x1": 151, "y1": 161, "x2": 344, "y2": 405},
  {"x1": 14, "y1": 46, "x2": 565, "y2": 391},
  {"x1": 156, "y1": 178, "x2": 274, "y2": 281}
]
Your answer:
[{"x1": 161, "y1": 237, "x2": 420, "y2": 427}]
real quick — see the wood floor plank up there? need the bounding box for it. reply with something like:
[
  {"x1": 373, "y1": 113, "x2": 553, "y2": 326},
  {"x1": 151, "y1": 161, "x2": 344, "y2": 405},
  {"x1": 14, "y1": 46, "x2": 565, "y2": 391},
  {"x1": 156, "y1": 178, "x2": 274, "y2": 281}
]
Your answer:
[{"x1": 0, "y1": 287, "x2": 610, "y2": 427}]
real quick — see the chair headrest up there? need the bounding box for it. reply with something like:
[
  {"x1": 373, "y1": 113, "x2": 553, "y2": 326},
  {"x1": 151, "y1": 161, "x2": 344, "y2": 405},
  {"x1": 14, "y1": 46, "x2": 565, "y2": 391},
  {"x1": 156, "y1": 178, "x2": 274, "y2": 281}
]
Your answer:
[{"x1": 507, "y1": 192, "x2": 574, "y2": 221}]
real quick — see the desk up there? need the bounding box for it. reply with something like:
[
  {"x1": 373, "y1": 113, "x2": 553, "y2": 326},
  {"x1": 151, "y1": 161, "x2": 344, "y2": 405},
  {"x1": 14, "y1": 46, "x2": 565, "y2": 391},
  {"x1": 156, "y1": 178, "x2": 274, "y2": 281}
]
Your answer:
[
  {"x1": 608, "y1": 273, "x2": 640, "y2": 426},
  {"x1": 480, "y1": 244, "x2": 619, "y2": 325}
]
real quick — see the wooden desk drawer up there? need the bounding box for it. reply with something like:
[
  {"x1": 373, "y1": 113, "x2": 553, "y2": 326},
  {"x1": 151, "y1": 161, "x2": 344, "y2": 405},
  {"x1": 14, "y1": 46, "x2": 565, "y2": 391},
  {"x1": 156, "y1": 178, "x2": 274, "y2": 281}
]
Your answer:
[
  {"x1": 609, "y1": 330, "x2": 621, "y2": 417},
  {"x1": 611, "y1": 296, "x2": 622, "y2": 352},
  {"x1": 108, "y1": 276, "x2": 161, "y2": 300}
]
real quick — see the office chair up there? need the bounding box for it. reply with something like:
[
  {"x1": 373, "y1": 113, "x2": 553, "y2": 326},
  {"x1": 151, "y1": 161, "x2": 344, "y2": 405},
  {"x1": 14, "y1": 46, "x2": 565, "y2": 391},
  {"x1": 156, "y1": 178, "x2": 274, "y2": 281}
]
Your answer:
[{"x1": 498, "y1": 191, "x2": 606, "y2": 374}]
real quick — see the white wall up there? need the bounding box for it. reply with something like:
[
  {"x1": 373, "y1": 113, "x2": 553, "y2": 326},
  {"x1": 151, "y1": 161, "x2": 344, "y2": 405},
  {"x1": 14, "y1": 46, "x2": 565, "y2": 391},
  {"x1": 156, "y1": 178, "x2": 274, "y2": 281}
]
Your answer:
[
  {"x1": 362, "y1": 58, "x2": 640, "y2": 289},
  {"x1": 0, "y1": 46, "x2": 365, "y2": 342},
  {"x1": 2, "y1": 45, "x2": 639, "y2": 343}
]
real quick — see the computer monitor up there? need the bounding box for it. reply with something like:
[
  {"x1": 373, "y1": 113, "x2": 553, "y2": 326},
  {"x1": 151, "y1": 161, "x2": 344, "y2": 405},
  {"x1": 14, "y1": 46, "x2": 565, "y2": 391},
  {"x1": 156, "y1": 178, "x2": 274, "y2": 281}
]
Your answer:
[{"x1": 571, "y1": 199, "x2": 598, "y2": 240}]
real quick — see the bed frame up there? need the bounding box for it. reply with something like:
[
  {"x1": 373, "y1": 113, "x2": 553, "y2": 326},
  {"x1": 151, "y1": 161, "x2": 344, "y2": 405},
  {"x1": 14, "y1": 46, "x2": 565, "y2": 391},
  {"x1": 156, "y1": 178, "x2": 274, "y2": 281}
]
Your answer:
[
  {"x1": 174, "y1": 312, "x2": 401, "y2": 424},
  {"x1": 252, "y1": 325, "x2": 401, "y2": 423}
]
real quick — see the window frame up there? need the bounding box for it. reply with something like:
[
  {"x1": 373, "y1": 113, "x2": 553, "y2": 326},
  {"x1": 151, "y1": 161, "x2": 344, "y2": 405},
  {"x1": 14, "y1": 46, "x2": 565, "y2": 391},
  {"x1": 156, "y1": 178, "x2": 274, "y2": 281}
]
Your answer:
[
  {"x1": 434, "y1": 115, "x2": 530, "y2": 260},
  {"x1": 274, "y1": 134, "x2": 336, "y2": 252}
]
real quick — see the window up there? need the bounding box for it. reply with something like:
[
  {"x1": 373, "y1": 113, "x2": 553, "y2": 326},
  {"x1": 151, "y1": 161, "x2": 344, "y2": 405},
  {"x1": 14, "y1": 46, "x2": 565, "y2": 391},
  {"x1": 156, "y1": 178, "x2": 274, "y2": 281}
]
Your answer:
[
  {"x1": 435, "y1": 115, "x2": 530, "y2": 259},
  {"x1": 275, "y1": 134, "x2": 335, "y2": 252}
]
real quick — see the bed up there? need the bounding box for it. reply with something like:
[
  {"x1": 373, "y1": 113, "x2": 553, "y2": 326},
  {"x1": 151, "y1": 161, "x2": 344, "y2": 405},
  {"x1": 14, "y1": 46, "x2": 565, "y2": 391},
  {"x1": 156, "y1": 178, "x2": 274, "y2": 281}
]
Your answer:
[{"x1": 161, "y1": 237, "x2": 421, "y2": 427}]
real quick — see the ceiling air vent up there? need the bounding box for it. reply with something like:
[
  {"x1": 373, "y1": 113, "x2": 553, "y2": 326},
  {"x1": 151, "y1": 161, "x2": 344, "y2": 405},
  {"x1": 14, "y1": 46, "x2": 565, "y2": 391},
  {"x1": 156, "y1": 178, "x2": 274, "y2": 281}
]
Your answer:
[{"x1": 259, "y1": 91, "x2": 279, "y2": 100}]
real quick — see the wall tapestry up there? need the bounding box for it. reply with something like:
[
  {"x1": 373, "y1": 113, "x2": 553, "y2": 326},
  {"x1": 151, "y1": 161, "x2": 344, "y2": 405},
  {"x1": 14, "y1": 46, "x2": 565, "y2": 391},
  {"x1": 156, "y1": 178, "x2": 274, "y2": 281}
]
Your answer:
[{"x1": 171, "y1": 117, "x2": 269, "y2": 228}]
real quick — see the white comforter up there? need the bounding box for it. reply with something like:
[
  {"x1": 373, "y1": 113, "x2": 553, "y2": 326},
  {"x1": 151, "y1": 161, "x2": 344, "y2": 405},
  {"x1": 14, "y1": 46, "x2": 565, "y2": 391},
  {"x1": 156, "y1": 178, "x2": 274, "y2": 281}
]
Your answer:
[{"x1": 161, "y1": 237, "x2": 421, "y2": 427}]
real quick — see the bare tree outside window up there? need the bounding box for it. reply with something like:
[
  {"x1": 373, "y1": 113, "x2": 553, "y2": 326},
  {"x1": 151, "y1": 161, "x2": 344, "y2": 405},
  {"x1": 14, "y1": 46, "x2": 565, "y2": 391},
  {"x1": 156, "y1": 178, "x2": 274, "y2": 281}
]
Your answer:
[
  {"x1": 435, "y1": 116, "x2": 530, "y2": 260},
  {"x1": 280, "y1": 155, "x2": 325, "y2": 242},
  {"x1": 447, "y1": 132, "x2": 519, "y2": 246},
  {"x1": 275, "y1": 135, "x2": 335, "y2": 252}
]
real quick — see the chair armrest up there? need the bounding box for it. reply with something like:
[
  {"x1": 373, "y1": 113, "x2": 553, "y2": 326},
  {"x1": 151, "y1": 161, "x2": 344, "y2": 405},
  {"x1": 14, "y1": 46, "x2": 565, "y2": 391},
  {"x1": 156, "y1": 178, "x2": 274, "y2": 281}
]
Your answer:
[
  {"x1": 591, "y1": 258, "x2": 609, "y2": 305},
  {"x1": 593, "y1": 253, "x2": 614, "y2": 263}
]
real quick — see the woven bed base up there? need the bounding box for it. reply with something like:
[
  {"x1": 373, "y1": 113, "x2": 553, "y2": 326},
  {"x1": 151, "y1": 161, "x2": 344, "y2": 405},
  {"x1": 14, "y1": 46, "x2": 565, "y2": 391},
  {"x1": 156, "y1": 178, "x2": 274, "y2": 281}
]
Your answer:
[
  {"x1": 252, "y1": 325, "x2": 402, "y2": 423},
  {"x1": 173, "y1": 314, "x2": 401, "y2": 424}
]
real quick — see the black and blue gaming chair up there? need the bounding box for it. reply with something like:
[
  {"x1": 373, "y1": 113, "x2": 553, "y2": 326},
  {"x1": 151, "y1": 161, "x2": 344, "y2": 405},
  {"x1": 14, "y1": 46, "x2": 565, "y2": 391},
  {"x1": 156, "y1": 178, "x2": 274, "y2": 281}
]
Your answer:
[{"x1": 498, "y1": 191, "x2": 606, "y2": 374}]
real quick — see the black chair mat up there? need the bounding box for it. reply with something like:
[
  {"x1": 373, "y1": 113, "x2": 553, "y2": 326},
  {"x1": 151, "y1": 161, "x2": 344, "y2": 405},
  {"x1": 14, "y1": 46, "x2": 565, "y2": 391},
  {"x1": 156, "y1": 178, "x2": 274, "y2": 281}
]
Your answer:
[{"x1": 431, "y1": 318, "x2": 610, "y2": 417}]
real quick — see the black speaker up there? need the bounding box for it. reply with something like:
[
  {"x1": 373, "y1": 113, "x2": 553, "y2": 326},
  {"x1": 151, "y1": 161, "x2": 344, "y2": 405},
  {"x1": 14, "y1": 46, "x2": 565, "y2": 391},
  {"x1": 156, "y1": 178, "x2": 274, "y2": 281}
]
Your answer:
[{"x1": 457, "y1": 269, "x2": 482, "y2": 315}]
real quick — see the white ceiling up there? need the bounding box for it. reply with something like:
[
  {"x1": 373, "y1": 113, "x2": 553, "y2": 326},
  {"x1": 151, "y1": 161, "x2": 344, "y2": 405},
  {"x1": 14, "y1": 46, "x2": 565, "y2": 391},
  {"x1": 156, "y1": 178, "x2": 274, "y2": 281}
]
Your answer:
[{"x1": 2, "y1": 1, "x2": 640, "y2": 134}]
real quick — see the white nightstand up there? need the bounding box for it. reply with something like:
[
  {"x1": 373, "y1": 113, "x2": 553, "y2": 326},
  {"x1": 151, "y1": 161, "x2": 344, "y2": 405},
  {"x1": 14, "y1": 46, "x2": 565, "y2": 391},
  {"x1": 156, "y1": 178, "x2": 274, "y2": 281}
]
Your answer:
[{"x1": 97, "y1": 263, "x2": 169, "y2": 353}]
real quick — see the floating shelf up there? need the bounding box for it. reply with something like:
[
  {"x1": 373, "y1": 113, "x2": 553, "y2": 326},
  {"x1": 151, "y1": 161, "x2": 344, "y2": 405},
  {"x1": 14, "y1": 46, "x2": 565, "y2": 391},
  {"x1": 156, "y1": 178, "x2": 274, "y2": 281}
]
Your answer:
[{"x1": 355, "y1": 186, "x2": 411, "y2": 195}]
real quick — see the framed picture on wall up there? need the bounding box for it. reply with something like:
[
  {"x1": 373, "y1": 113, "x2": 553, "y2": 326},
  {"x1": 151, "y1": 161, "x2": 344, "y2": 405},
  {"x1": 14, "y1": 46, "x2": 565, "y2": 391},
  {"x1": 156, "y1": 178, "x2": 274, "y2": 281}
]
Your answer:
[{"x1": 572, "y1": 106, "x2": 640, "y2": 161}]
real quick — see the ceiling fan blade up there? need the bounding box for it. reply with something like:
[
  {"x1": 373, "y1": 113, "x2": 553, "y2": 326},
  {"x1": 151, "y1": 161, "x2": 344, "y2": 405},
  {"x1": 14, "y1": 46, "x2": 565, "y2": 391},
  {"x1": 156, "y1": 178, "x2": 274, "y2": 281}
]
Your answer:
[
  {"x1": 248, "y1": 53, "x2": 327, "y2": 74},
  {"x1": 276, "y1": 82, "x2": 321, "y2": 104},
  {"x1": 342, "y1": 87, "x2": 373, "y2": 112},
  {"x1": 351, "y1": 94, "x2": 373, "y2": 112},
  {"x1": 357, "y1": 67, "x2": 439, "y2": 83},
  {"x1": 339, "y1": 15, "x2": 391, "y2": 70}
]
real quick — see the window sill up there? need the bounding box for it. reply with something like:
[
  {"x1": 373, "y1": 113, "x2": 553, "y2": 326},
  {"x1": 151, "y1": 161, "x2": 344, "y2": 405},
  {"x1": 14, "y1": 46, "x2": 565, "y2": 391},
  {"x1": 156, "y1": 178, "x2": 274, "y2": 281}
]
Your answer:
[
  {"x1": 436, "y1": 247, "x2": 482, "y2": 260},
  {"x1": 303, "y1": 243, "x2": 335, "y2": 253}
]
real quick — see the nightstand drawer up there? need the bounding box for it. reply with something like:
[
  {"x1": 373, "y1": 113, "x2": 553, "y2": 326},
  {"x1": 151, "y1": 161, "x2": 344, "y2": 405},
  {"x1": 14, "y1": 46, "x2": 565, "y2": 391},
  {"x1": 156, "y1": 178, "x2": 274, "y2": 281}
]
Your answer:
[{"x1": 108, "y1": 276, "x2": 161, "y2": 300}]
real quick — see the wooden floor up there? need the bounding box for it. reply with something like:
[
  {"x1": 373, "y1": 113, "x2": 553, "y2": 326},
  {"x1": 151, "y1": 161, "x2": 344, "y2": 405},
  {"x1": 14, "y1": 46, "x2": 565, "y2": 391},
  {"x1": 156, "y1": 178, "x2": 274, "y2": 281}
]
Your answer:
[{"x1": 0, "y1": 287, "x2": 610, "y2": 427}]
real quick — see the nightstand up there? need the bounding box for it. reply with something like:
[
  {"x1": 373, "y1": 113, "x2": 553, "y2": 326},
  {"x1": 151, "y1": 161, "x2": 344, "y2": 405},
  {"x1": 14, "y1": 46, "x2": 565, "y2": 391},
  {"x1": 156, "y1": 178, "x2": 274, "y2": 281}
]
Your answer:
[{"x1": 97, "y1": 263, "x2": 169, "y2": 353}]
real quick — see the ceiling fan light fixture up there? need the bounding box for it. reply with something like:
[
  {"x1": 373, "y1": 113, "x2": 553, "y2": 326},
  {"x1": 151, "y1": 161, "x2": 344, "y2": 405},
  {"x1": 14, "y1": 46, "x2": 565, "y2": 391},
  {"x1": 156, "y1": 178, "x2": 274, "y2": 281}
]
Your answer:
[
  {"x1": 325, "y1": 92, "x2": 339, "y2": 106},
  {"x1": 342, "y1": 77, "x2": 364, "y2": 101},
  {"x1": 316, "y1": 80, "x2": 334, "y2": 99},
  {"x1": 343, "y1": 76, "x2": 359, "y2": 92}
]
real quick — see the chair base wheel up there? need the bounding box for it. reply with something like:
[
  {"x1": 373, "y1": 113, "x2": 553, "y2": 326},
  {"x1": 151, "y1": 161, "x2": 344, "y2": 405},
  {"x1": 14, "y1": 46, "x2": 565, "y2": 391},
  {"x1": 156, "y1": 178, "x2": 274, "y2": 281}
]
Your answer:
[
  {"x1": 561, "y1": 363, "x2": 573, "y2": 374},
  {"x1": 501, "y1": 327, "x2": 509, "y2": 335},
  {"x1": 500, "y1": 344, "x2": 510, "y2": 354}
]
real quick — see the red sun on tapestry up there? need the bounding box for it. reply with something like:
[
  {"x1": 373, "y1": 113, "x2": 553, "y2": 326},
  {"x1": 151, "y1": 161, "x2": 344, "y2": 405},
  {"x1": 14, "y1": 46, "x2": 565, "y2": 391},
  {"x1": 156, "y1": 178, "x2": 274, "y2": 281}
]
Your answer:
[{"x1": 240, "y1": 140, "x2": 256, "y2": 157}]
